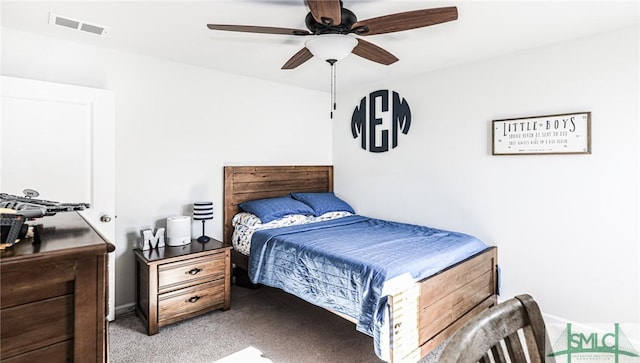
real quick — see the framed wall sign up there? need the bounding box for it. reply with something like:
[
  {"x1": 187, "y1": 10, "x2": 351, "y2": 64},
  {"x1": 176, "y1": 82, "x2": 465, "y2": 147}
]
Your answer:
[{"x1": 492, "y1": 112, "x2": 591, "y2": 155}]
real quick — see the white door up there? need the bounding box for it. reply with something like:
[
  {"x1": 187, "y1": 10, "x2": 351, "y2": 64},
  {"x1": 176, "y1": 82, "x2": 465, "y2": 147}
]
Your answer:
[{"x1": 1, "y1": 75, "x2": 116, "y2": 320}]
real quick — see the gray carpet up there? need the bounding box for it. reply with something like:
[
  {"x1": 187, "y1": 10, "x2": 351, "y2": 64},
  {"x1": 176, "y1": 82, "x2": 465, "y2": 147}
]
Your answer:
[{"x1": 109, "y1": 285, "x2": 444, "y2": 363}]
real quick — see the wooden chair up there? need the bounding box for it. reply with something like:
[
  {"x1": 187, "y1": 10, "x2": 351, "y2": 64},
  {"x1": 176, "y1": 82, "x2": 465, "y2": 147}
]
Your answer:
[{"x1": 438, "y1": 294, "x2": 555, "y2": 363}]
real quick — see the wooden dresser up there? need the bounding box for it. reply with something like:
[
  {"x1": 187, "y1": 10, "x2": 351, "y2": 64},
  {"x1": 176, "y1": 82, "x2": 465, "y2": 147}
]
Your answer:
[
  {"x1": 0, "y1": 212, "x2": 113, "y2": 363},
  {"x1": 134, "y1": 240, "x2": 231, "y2": 335}
]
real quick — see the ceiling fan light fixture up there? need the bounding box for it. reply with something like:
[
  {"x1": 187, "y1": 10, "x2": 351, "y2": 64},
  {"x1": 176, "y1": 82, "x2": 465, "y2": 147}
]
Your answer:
[{"x1": 305, "y1": 34, "x2": 357, "y2": 62}]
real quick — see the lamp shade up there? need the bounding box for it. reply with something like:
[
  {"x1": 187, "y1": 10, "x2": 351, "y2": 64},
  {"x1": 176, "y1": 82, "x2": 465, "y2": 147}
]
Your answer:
[
  {"x1": 305, "y1": 34, "x2": 358, "y2": 61},
  {"x1": 193, "y1": 201, "x2": 213, "y2": 220}
]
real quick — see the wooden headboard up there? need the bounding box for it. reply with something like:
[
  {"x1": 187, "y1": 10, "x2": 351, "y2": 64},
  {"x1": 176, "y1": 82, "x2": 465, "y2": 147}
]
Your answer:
[{"x1": 223, "y1": 165, "x2": 334, "y2": 250}]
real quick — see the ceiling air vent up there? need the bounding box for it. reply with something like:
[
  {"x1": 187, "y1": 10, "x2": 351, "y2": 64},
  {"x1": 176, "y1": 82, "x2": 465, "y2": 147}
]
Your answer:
[{"x1": 48, "y1": 13, "x2": 108, "y2": 36}]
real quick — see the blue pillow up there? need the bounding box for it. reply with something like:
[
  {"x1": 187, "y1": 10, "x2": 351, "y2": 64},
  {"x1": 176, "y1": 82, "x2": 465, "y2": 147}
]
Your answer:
[
  {"x1": 290, "y1": 192, "x2": 355, "y2": 216},
  {"x1": 238, "y1": 196, "x2": 315, "y2": 223}
]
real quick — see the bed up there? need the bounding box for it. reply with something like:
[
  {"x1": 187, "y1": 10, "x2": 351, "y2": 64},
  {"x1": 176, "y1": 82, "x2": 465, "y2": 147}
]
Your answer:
[{"x1": 223, "y1": 165, "x2": 498, "y2": 363}]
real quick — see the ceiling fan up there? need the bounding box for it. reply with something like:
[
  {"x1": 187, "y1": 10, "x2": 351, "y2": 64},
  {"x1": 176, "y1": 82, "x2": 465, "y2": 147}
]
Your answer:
[{"x1": 207, "y1": 0, "x2": 458, "y2": 70}]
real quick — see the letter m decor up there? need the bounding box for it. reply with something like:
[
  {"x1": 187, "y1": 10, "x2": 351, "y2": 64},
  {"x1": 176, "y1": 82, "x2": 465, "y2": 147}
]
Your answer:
[{"x1": 351, "y1": 89, "x2": 411, "y2": 153}]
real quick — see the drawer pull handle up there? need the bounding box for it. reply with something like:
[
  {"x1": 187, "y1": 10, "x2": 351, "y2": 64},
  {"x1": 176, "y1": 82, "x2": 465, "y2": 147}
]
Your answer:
[
  {"x1": 187, "y1": 295, "x2": 201, "y2": 304},
  {"x1": 187, "y1": 268, "x2": 202, "y2": 275}
]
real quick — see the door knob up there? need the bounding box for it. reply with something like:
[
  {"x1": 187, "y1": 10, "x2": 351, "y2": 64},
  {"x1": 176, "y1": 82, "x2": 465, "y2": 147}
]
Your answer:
[{"x1": 100, "y1": 214, "x2": 112, "y2": 223}]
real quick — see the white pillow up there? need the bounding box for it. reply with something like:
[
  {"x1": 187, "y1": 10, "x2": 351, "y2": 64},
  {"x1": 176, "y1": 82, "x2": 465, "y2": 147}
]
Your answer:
[
  {"x1": 232, "y1": 212, "x2": 312, "y2": 229},
  {"x1": 310, "y1": 211, "x2": 353, "y2": 222}
]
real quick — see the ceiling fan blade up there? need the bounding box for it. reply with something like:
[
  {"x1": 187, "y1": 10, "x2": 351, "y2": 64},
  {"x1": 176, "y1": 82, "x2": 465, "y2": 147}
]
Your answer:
[
  {"x1": 306, "y1": 0, "x2": 342, "y2": 25},
  {"x1": 207, "y1": 24, "x2": 311, "y2": 36},
  {"x1": 351, "y1": 6, "x2": 458, "y2": 36},
  {"x1": 282, "y1": 47, "x2": 314, "y2": 69},
  {"x1": 351, "y1": 39, "x2": 399, "y2": 66}
]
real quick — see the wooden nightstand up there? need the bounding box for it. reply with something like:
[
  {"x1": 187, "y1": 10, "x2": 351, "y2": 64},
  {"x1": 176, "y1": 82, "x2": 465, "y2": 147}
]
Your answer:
[{"x1": 134, "y1": 240, "x2": 231, "y2": 335}]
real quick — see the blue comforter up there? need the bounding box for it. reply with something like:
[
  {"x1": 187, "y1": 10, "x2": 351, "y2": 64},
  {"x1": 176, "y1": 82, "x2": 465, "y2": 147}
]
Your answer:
[{"x1": 248, "y1": 215, "x2": 487, "y2": 357}]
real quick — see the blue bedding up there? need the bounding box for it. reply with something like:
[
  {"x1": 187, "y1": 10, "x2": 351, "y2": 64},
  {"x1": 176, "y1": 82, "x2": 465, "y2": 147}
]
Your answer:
[{"x1": 248, "y1": 215, "x2": 488, "y2": 358}]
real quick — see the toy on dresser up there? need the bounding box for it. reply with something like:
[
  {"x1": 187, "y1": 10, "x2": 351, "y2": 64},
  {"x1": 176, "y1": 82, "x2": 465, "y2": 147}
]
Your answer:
[{"x1": 1, "y1": 189, "x2": 90, "y2": 249}]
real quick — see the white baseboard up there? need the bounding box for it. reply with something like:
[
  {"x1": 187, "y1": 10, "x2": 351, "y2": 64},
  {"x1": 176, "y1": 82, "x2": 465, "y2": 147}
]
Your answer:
[{"x1": 114, "y1": 302, "x2": 136, "y2": 319}]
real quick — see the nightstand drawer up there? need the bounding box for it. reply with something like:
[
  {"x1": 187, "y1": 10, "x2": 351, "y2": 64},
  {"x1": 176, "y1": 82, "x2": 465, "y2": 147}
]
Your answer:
[
  {"x1": 158, "y1": 254, "x2": 225, "y2": 293},
  {"x1": 158, "y1": 280, "x2": 225, "y2": 323}
]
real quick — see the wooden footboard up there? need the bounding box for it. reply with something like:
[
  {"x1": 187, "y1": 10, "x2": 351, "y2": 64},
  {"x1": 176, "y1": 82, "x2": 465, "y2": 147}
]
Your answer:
[
  {"x1": 233, "y1": 247, "x2": 498, "y2": 362},
  {"x1": 388, "y1": 246, "x2": 498, "y2": 362}
]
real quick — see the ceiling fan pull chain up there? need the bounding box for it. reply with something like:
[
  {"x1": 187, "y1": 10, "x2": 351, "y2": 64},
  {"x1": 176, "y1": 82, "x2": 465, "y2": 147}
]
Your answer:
[
  {"x1": 333, "y1": 61, "x2": 337, "y2": 112},
  {"x1": 330, "y1": 62, "x2": 334, "y2": 119},
  {"x1": 327, "y1": 59, "x2": 337, "y2": 119}
]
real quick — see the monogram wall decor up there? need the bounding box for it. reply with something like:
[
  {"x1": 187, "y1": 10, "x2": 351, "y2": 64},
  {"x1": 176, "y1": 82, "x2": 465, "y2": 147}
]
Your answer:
[{"x1": 351, "y1": 89, "x2": 411, "y2": 153}]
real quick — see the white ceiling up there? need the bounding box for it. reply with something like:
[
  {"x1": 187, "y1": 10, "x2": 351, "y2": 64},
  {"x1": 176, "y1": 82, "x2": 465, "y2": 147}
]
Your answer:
[{"x1": 2, "y1": 1, "x2": 638, "y2": 92}]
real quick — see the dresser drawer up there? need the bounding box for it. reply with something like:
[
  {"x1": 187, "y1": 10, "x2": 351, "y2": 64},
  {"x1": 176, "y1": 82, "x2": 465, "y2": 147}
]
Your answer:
[
  {"x1": 1, "y1": 295, "x2": 73, "y2": 359},
  {"x1": 1, "y1": 260, "x2": 75, "y2": 309},
  {"x1": 158, "y1": 253, "x2": 226, "y2": 293},
  {"x1": 158, "y1": 279, "x2": 225, "y2": 323},
  {"x1": 2, "y1": 340, "x2": 73, "y2": 363}
]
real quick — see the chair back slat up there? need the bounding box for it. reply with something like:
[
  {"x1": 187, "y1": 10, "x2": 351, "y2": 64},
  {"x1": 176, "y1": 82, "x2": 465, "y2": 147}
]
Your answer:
[
  {"x1": 504, "y1": 333, "x2": 527, "y2": 361},
  {"x1": 522, "y1": 326, "x2": 543, "y2": 363},
  {"x1": 490, "y1": 344, "x2": 508, "y2": 363}
]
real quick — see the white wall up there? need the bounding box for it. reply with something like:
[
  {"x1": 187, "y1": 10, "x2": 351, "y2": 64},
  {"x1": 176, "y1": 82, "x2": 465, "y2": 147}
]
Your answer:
[
  {"x1": 1, "y1": 28, "x2": 332, "y2": 308},
  {"x1": 334, "y1": 27, "x2": 639, "y2": 326}
]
